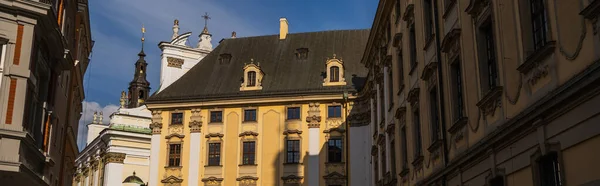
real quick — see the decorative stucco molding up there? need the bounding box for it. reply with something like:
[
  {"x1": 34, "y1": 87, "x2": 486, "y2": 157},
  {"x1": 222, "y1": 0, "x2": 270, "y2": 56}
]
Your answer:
[
  {"x1": 306, "y1": 103, "x2": 321, "y2": 128},
  {"x1": 189, "y1": 108, "x2": 202, "y2": 133},
  {"x1": 236, "y1": 176, "x2": 259, "y2": 186},
  {"x1": 476, "y1": 87, "x2": 503, "y2": 116},
  {"x1": 102, "y1": 152, "x2": 126, "y2": 164},
  {"x1": 281, "y1": 174, "x2": 303, "y2": 184},
  {"x1": 150, "y1": 110, "x2": 163, "y2": 134},
  {"x1": 201, "y1": 177, "x2": 224, "y2": 186},
  {"x1": 167, "y1": 57, "x2": 184, "y2": 68}
]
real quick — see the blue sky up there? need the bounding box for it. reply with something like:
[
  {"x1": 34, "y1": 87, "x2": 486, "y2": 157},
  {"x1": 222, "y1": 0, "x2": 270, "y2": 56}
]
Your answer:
[{"x1": 77, "y1": 0, "x2": 378, "y2": 149}]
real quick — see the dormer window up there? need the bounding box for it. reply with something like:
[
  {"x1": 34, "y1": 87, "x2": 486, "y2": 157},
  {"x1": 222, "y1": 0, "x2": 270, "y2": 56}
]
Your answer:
[
  {"x1": 219, "y1": 53, "x2": 232, "y2": 64},
  {"x1": 330, "y1": 66, "x2": 340, "y2": 82},
  {"x1": 295, "y1": 48, "x2": 309, "y2": 60},
  {"x1": 240, "y1": 59, "x2": 264, "y2": 91},
  {"x1": 323, "y1": 54, "x2": 346, "y2": 86},
  {"x1": 247, "y1": 71, "x2": 256, "y2": 87}
]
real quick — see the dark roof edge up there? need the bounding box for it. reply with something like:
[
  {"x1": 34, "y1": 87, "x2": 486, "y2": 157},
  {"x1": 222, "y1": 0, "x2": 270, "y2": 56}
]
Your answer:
[
  {"x1": 219, "y1": 28, "x2": 371, "y2": 41},
  {"x1": 147, "y1": 88, "x2": 359, "y2": 104}
]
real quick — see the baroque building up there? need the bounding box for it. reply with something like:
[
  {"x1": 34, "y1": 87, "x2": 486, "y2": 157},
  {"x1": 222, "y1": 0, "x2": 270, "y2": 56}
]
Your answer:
[
  {"x1": 363, "y1": 0, "x2": 600, "y2": 185},
  {"x1": 145, "y1": 18, "x2": 373, "y2": 186},
  {"x1": 0, "y1": 0, "x2": 92, "y2": 186},
  {"x1": 73, "y1": 29, "x2": 155, "y2": 186}
]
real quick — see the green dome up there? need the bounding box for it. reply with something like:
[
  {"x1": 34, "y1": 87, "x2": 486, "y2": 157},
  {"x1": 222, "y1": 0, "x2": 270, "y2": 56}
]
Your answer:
[{"x1": 122, "y1": 171, "x2": 144, "y2": 185}]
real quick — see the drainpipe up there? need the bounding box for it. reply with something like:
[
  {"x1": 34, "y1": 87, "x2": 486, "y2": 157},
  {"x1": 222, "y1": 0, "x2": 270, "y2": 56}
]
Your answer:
[{"x1": 433, "y1": 0, "x2": 449, "y2": 175}]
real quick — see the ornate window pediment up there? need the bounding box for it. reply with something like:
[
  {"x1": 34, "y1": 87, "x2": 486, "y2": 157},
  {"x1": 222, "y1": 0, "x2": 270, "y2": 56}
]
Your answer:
[
  {"x1": 240, "y1": 59, "x2": 264, "y2": 91},
  {"x1": 218, "y1": 53, "x2": 232, "y2": 64},
  {"x1": 323, "y1": 54, "x2": 347, "y2": 86}
]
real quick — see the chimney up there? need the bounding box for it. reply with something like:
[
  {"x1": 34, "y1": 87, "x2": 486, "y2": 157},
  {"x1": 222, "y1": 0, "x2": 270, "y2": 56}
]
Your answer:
[
  {"x1": 279, "y1": 17, "x2": 288, "y2": 40},
  {"x1": 231, "y1": 31, "x2": 237, "y2": 38}
]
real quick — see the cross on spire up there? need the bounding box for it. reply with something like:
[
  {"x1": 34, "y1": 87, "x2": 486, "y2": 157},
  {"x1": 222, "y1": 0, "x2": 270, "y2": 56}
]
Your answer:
[{"x1": 202, "y1": 12, "x2": 211, "y2": 28}]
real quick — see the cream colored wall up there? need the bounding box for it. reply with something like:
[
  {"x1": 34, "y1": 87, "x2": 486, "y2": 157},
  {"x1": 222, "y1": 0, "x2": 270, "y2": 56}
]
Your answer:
[{"x1": 154, "y1": 100, "x2": 353, "y2": 186}]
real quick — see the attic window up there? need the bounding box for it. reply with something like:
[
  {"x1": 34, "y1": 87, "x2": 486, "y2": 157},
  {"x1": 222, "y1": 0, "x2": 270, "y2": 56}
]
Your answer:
[
  {"x1": 295, "y1": 48, "x2": 309, "y2": 60},
  {"x1": 219, "y1": 53, "x2": 232, "y2": 64}
]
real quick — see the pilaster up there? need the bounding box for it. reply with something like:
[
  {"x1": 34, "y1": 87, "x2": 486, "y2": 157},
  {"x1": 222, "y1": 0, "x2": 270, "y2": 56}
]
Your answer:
[
  {"x1": 102, "y1": 152, "x2": 125, "y2": 186},
  {"x1": 188, "y1": 108, "x2": 202, "y2": 186},
  {"x1": 306, "y1": 103, "x2": 321, "y2": 186}
]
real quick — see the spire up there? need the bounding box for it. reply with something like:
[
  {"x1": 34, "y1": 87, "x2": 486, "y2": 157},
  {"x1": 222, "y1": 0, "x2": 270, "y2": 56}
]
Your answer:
[
  {"x1": 197, "y1": 12, "x2": 213, "y2": 50},
  {"x1": 172, "y1": 19, "x2": 179, "y2": 40},
  {"x1": 139, "y1": 24, "x2": 146, "y2": 56},
  {"x1": 201, "y1": 12, "x2": 211, "y2": 35},
  {"x1": 128, "y1": 25, "x2": 151, "y2": 108}
]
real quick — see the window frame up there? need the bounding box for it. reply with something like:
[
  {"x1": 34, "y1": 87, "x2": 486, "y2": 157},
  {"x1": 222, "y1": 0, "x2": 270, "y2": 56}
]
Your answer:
[
  {"x1": 286, "y1": 139, "x2": 301, "y2": 164},
  {"x1": 243, "y1": 109, "x2": 257, "y2": 122},
  {"x1": 400, "y1": 126, "x2": 408, "y2": 170},
  {"x1": 286, "y1": 107, "x2": 301, "y2": 120},
  {"x1": 327, "y1": 105, "x2": 342, "y2": 118},
  {"x1": 477, "y1": 16, "x2": 499, "y2": 93},
  {"x1": 537, "y1": 151, "x2": 563, "y2": 186},
  {"x1": 209, "y1": 110, "x2": 223, "y2": 123},
  {"x1": 330, "y1": 66, "x2": 340, "y2": 82},
  {"x1": 247, "y1": 71, "x2": 257, "y2": 87},
  {"x1": 423, "y1": 0, "x2": 434, "y2": 42},
  {"x1": 167, "y1": 143, "x2": 182, "y2": 167},
  {"x1": 170, "y1": 112, "x2": 183, "y2": 125},
  {"x1": 450, "y1": 59, "x2": 465, "y2": 122},
  {"x1": 242, "y1": 141, "x2": 256, "y2": 165},
  {"x1": 327, "y1": 138, "x2": 343, "y2": 163},
  {"x1": 529, "y1": 0, "x2": 549, "y2": 51},
  {"x1": 413, "y1": 109, "x2": 422, "y2": 157},
  {"x1": 429, "y1": 88, "x2": 440, "y2": 142},
  {"x1": 409, "y1": 23, "x2": 418, "y2": 73},
  {"x1": 207, "y1": 142, "x2": 221, "y2": 166}
]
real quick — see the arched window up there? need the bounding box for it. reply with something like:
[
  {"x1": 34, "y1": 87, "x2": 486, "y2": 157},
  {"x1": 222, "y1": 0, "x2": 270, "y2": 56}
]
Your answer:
[
  {"x1": 139, "y1": 90, "x2": 144, "y2": 99},
  {"x1": 247, "y1": 71, "x2": 256, "y2": 87},
  {"x1": 330, "y1": 66, "x2": 340, "y2": 82}
]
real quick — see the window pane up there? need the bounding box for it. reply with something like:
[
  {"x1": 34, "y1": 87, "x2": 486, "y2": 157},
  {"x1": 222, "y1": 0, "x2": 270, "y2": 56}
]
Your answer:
[
  {"x1": 330, "y1": 66, "x2": 340, "y2": 82},
  {"x1": 209, "y1": 143, "x2": 221, "y2": 166},
  {"x1": 328, "y1": 106, "x2": 341, "y2": 118},
  {"x1": 244, "y1": 109, "x2": 256, "y2": 121},
  {"x1": 287, "y1": 107, "x2": 300, "y2": 120},
  {"x1": 171, "y1": 113, "x2": 183, "y2": 125},
  {"x1": 328, "y1": 139, "x2": 343, "y2": 162},
  {"x1": 286, "y1": 140, "x2": 300, "y2": 163},
  {"x1": 210, "y1": 111, "x2": 222, "y2": 122},
  {"x1": 247, "y1": 71, "x2": 256, "y2": 87}
]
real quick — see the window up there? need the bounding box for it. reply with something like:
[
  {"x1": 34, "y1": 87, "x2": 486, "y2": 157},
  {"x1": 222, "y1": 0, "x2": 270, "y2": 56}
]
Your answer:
[
  {"x1": 388, "y1": 70, "x2": 394, "y2": 105},
  {"x1": 529, "y1": 0, "x2": 548, "y2": 51},
  {"x1": 490, "y1": 176, "x2": 505, "y2": 186},
  {"x1": 374, "y1": 154, "x2": 379, "y2": 180},
  {"x1": 390, "y1": 138, "x2": 397, "y2": 175},
  {"x1": 409, "y1": 24, "x2": 417, "y2": 70},
  {"x1": 478, "y1": 18, "x2": 499, "y2": 92},
  {"x1": 379, "y1": 88, "x2": 385, "y2": 119},
  {"x1": 328, "y1": 139, "x2": 343, "y2": 162},
  {"x1": 538, "y1": 152, "x2": 562, "y2": 186},
  {"x1": 210, "y1": 111, "x2": 222, "y2": 123},
  {"x1": 429, "y1": 88, "x2": 440, "y2": 142},
  {"x1": 451, "y1": 60, "x2": 465, "y2": 121},
  {"x1": 242, "y1": 141, "x2": 256, "y2": 165},
  {"x1": 413, "y1": 110, "x2": 422, "y2": 156},
  {"x1": 395, "y1": 0, "x2": 401, "y2": 22},
  {"x1": 286, "y1": 140, "x2": 300, "y2": 163},
  {"x1": 397, "y1": 50, "x2": 405, "y2": 89},
  {"x1": 423, "y1": 0, "x2": 434, "y2": 42},
  {"x1": 247, "y1": 71, "x2": 256, "y2": 87},
  {"x1": 168, "y1": 144, "x2": 181, "y2": 167},
  {"x1": 330, "y1": 66, "x2": 340, "y2": 82},
  {"x1": 171, "y1": 113, "x2": 183, "y2": 125},
  {"x1": 244, "y1": 109, "x2": 256, "y2": 122},
  {"x1": 287, "y1": 107, "x2": 300, "y2": 120},
  {"x1": 328, "y1": 105, "x2": 342, "y2": 118},
  {"x1": 380, "y1": 145, "x2": 386, "y2": 174},
  {"x1": 208, "y1": 143, "x2": 221, "y2": 166},
  {"x1": 139, "y1": 90, "x2": 144, "y2": 99},
  {"x1": 401, "y1": 127, "x2": 408, "y2": 169}
]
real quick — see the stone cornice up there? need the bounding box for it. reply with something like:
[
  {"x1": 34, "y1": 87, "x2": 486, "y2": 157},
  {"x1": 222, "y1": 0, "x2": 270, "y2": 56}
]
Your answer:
[
  {"x1": 281, "y1": 174, "x2": 303, "y2": 184},
  {"x1": 205, "y1": 133, "x2": 224, "y2": 138},
  {"x1": 306, "y1": 115, "x2": 322, "y2": 128},
  {"x1": 476, "y1": 86, "x2": 503, "y2": 116},
  {"x1": 238, "y1": 131, "x2": 259, "y2": 137}
]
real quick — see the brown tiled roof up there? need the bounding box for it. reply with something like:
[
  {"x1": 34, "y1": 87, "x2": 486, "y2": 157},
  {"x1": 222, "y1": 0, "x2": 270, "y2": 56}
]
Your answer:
[{"x1": 148, "y1": 29, "x2": 370, "y2": 103}]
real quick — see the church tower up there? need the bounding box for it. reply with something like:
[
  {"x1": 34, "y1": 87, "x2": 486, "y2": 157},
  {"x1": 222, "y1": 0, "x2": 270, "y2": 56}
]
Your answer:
[{"x1": 128, "y1": 25, "x2": 151, "y2": 108}]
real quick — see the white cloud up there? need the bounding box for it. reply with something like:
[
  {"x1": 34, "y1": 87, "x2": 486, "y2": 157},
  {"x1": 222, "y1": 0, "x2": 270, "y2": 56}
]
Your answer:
[{"x1": 77, "y1": 101, "x2": 119, "y2": 150}]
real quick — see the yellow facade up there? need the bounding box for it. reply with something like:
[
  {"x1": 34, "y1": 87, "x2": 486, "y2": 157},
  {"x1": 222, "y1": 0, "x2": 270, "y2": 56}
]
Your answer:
[{"x1": 149, "y1": 95, "x2": 358, "y2": 186}]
